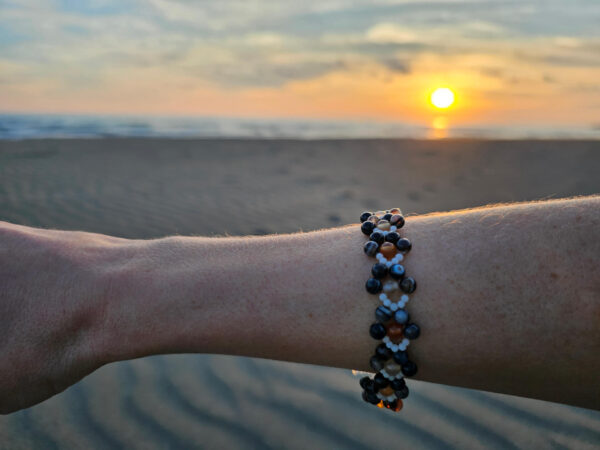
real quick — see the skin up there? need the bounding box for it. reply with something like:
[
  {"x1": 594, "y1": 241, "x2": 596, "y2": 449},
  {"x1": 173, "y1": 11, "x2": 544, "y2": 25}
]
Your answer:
[{"x1": 0, "y1": 195, "x2": 598, "y2": 414}]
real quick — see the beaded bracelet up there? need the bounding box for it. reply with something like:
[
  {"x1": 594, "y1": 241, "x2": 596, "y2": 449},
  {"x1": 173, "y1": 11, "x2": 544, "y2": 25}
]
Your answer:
[{"x1": 358, "y1": 208, "x2": 419, "y2": 412}]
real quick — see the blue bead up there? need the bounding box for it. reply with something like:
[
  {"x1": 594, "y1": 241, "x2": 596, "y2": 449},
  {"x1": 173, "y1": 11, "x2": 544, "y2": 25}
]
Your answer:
[
  {"x1": 370, "y1": 355, "x2": 384, "y2": 371},
  {"x1": 374, "y1": 372, "x2": 390, "y2": 389},
  {"x1": 394, "y1": 309, "x2": 409, "y2": 325},
  {"x1": 365, "y1": 278, "x2": 382, "y2": 294},
  {"x1": 369, "y1": 231, "x2": 385, "y2": 245},
  {"x1": 362, "y1": 390, "x2": 369, "y2": 403},
  {"x1": 394, "y1": 215, "x2": 405, "y2": 229},
  {"x1": 371, "y1": 263, "x2": 388, "y2": 279},
  {"x1": 363, "y1": 240, "x2": 378, "y2": 256},
  {"x1": 365, "y1": 391, "x2": 380, "y2": 404},
  {"x1": 376, "y1": 343, "x2": 393, "y2": 360},
  {"x1": 401, "y1": 361, "x2": 418, "y2": 377},
  {"x1": 395, "y1": 385, "x2": 409, "y2": 399},
  {"x1": 391, "y1": 377, "x2": 406, "y2": 390},
  {"x1": 393, "y1": 350, "x2": 409, "y2": 365},
  {"x1": 360, "y1": 212, "x2": 372, "y2": 223},
  {"x1": 404, "y1": 323, "x2": 420, "y2": 340},
  {"x1": 385, "y1": 231, "x2": 400, "y2": 244},
  {"x1": 396, "y1": 238, "x2": 411, "y2": 253},
  {"x1": 369, "y1": 323, "x2": 386, "y2": 339},
  {"x1": 389, "y1": 264, "x2": 405, "y2": 280},
  {"x1": 375, "y1": 305, "x2": 392, "y2": 322},
  {"x1": 400, "y1": 277, "x2": 416, "y2": 293},
  {"x1": 359, "y1": 376, "x2": 371, "y2": 390}
]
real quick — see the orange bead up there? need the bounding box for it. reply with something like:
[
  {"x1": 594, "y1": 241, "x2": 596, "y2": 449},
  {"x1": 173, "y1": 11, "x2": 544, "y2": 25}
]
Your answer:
[
  {"x1": 379, "y1": 385, "x2": 395, "y2": 396},
  {"x1": 391, "y1": 399, "x2": 404, "y2": 412},
  {"x1": 386, "y1": 323, "x2": 404, "y2": 342},
  {"x1": 380, "y1": 242, "x2": 396, "y2": 259},
  {"x1": 376, "y1": 400, "x2": 385, "y2": 408},
  {"x1": 389, "y1": 208, "x2": 402, "y2": 214}
]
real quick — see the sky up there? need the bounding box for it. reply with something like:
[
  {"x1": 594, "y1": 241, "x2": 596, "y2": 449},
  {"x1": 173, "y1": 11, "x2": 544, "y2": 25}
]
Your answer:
[{"x1": 1, "y1": 0, "x2": 599, "y2": 128}]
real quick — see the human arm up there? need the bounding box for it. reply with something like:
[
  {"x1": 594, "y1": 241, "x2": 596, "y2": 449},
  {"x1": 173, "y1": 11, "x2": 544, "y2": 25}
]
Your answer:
[{"x1": 0, "y1": 195, "x2": 598, "y2": 414}]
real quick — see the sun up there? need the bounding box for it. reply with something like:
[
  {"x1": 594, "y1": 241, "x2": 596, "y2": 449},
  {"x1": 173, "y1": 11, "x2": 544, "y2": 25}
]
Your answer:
[{"x1": 430, "y1": 87, "x2": 455, "y2": 109}]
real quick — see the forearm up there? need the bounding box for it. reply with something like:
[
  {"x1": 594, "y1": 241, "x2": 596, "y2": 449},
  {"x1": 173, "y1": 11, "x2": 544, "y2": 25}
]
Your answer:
[{"x1": 94, "y1": 196, "x2": 600, "y2": 410}]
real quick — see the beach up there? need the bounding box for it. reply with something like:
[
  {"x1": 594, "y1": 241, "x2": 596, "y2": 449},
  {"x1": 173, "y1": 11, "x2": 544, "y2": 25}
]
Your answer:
[{"x1": 0, "y1": 138, "x2": 599, "y2": 449}]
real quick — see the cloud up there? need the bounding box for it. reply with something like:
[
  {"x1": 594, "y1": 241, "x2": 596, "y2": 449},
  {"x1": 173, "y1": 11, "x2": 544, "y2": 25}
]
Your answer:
[{"x1": 0, "y1": 0, "x2": 599, "y2": 122}]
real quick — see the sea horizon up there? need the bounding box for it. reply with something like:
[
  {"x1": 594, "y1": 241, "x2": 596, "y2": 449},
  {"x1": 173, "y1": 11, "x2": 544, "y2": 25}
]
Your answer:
[{"x1": 1, "y1": 113, "x2": 598, "y2": 141}]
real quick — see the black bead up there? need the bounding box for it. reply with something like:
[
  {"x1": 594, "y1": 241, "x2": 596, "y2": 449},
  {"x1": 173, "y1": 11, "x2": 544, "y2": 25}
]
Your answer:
[
  {"x1": 370, "y1": 355, "x2": 384, "y2": 371},
  {"x1": 396, "y1": 238, "x2": 412, "y2": 253},
  {"x1": 365, "y1": 278, "x2": 382, "y2": 294},
  {"x1": 361, "y1": 221, "x2": 375, "y2": 236},
  {"x1": 375, "y1": 343, "x2": 393, "y2": 360},
  {"x1": 382, "y1": 213, "x2": 393, "y2": 221},
  {"x1": 363, "y1": 241, "x2": 379, "y2": 257},
  {"x1": 369, "y1": 323, "x2": 386, "y2": 340},
  {"x1": 404, "y1": 323, "x2": 420, "y2": 340},
  {"x1": 360, "y1": 212, "x2": 372, "y2": 223},
  {"x1": 374, "y1": 372, "x2": 390, "y2": 389},
  {"x1": 391, "y1": 377, "x2": 406, "y2": 390},
  {"x1": 385, "y1": 232, "x2": 400, "y2": 244},
  {"x1": 400, "y1": 277, "x2": 417, "y2": 293},
  {"x1": 393, "y1": 350, "x2": 409, "y2": 365},
  {"x1": 395, "y1": 385, "x2": 409, "y2": 399},
  {"x1": 375, "y1": 305, "x2": 392, "y2": 322},
  {"x1": 371, "y1": 263, "x2": 388, "y2": 279},
  {"x1": 369, "y1": 231, "x2": 385, "y2": 245},
  {"x1": 387, "y1": 399, "x2": 399, "y2": 409},
  {"x1": 359, "y1": 376, "x2": 371, "y2": 390},
  {"x1": 401, "y1": 361, "x2": 418, "y2": 377},
  {"x1": 389, "y1": 264, "x2": 406, "y2": 280}
]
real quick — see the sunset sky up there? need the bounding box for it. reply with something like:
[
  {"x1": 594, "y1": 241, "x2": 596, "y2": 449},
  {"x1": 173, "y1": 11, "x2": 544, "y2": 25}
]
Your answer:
[{"x1": 1, "y1": 0, "x2": 599, "y2": 128}]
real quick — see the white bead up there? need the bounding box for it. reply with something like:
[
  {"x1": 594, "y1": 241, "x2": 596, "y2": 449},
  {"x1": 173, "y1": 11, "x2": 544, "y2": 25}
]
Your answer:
[
  {"x1": 376, "y1": 253, "x2": 385, "y2": 261},
  {"x1": 390, "y1": 303, "x2": 398, "y2": 311},
  {"x1": 379, "y1": 293, "x2": 388, "y2": 302},
  {"x1": 383, "y1": 280, "x2": 399, "y2": 293},
  {"x1": 385, "y1": 341, "x2": 394, "y2": 350},
  {"x1": 391, "y1": 344, "x2": 399, "y2": 352},
  {"x1": 401, "y1": 338, "x2": 409, "y2": 346},
  {"x1": 396, "y1": 253, "x2": 404, "y2": 261},
  {"x1": 385, "y1": 260, "x2": 393, "y2": 268},
  {"x1": 401, "y1": 294, "x2": 409, "y2": 303},
  {"x1": 383, "y1": 298, "x2": 391, "y2": 307},
  {"x1": 377, "y1": 392, "x2": 384, "y2": 399},
  {"x1": 387, "y1": 395, "x2": 395, "y2": 402},
  {"x1": 381, "y1": 369, "x2": 389, "y2": 377},
  {"x1": 390, "y1": 226, "x2": 397, "y2": 232},
  {"x1": 383, "y1": 336, "x2": 390, "y2": 344}
]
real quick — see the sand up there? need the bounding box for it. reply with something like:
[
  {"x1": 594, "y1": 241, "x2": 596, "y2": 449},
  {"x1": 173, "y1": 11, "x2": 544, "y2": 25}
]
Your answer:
[{"x1": 0, "y1": 138, "x2": 599, "y2": 449}]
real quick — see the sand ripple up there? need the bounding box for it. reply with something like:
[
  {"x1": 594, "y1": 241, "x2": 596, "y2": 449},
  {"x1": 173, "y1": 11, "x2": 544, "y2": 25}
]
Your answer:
[{"x1": 0, "y1": 138, "x2": 599, "y2": 449}]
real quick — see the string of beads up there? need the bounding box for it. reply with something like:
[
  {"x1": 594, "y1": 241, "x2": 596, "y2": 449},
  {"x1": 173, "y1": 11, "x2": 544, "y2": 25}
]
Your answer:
[{"x1": 359, "y1": 208, "x2": 419, "y2": 412}]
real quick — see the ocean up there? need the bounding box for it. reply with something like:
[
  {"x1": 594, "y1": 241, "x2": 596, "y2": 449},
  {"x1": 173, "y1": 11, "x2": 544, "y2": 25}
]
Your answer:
[{"x1": 1, "y1": 113, "x2": 599, "y2": 140}]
